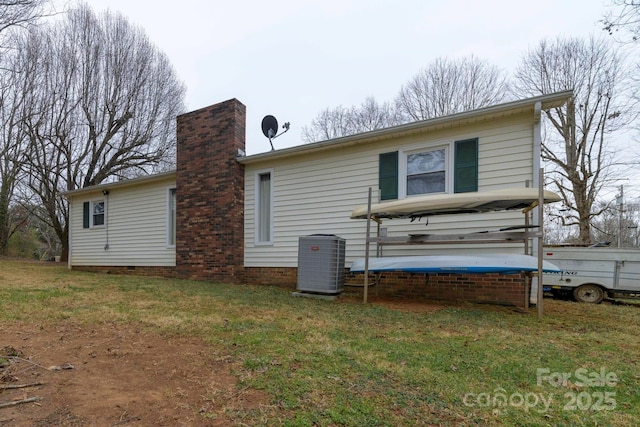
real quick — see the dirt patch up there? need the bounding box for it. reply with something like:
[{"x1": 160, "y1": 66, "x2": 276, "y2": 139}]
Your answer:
[
  {"x1": 1, "y1": 322, "x2": 268, "y2": 426},
  {"x1": 1, "y1": 299, "x2": 459, "y2": 426}
]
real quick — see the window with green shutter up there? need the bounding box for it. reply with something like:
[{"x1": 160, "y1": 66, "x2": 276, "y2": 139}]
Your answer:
[
  {"x1": 379, "y1": 151, "x2": 398, "y2": 200},
  {"x1": 454, "y1": 138, "x2": 478, "y2": 193},
  {"x1": 379, "y1": 138, "x2": 478, "y2": 199},
  {"x1": 82, "y1": 200, "x2": 105, "y2": 228}
]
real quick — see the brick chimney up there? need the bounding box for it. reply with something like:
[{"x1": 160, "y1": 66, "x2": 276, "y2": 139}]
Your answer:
[{"x1": 175, "y1": 99, "x2": 246, "y2": 282}]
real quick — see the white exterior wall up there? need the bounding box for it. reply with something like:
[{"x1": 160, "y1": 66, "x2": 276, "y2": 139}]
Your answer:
[
  {"x1": 69, "y1": 176, "x2": 176, "y2": 266},
  {"x1": 244, "y1": 113, "x2": 538, "y2": 268}
]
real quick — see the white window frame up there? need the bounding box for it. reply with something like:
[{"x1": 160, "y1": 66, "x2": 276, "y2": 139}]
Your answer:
[
  {"x1": 166, "y1": 187, "x2": 176, "y2": 248},
  {"x1": 399, "y1": 141, "x2": 453, "y2": 198},
  {"x1": 90, "y1": 200, "x2": 105, "y2": 228},
  {"x1": 254, "y1": 168, "x2": 274, "y2": 246}
]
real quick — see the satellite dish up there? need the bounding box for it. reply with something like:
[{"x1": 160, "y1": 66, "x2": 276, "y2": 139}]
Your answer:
[
  {"x1": 261, "y1": 115, "x2": 278, "y2": 139},
  {"x1": 261, "y1": 115, "x2": 290, "y2": 150}
]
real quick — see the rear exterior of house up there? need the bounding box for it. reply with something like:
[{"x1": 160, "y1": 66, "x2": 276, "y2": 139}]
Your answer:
[
  {"x1": 65, "y1": 172, "x2": 177, "y2": 277},
  {"x1": 65, "y1": 92, "x2": 572, "y2": 306},
  {"x1": 242, "y1": 108, "x2": 545, "y2": 269}
]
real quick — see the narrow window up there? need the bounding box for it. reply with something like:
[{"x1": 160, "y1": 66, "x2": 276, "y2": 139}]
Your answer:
[
  {"x1": 92, "y1": 201, "x2": 105, "y2": 227},
  {"x1": 167, "y1": 188, "x2": 176, "y2": 247},
  {"x1": 256, "y1": 171, "x2": 273, "y2": 244}
]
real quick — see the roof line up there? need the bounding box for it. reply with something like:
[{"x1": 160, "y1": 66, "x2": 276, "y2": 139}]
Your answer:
[
  {"x1": 238, "y1": 90, "x2": 573, "y2": 164},
  {"x1": 62, "y1": 170, "x2": 176, "y2": 197}
]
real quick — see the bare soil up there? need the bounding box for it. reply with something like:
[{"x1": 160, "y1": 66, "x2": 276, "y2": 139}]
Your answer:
[
  {"x1": 0, "y1": 297, "x2": 450, "y2": 426},
  {"x1": 1, "y1": 322, "x2": 268, "y2": 427}
]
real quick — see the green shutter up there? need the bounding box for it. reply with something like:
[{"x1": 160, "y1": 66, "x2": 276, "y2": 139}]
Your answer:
[
  {"x1": 454, "y1": 138, "x2": 478, "y2": 193},
  {"x1": 83, "y1": 201, "x2": 90, "y2": 228},
  {"x1": 379, "y1": 151, "x2": 398, "y2": 200}
]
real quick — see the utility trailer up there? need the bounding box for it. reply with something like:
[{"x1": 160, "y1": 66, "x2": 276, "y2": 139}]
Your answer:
[{"x1": 542, "y1": 246, "x2": 640, "y2": 303}]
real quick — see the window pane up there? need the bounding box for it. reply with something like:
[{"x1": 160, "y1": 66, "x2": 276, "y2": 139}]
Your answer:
[
  {"x1": 93, "y1": 202, "x2": 104, "y2": 215},
  {"x1": 92, "y1": 201, "x2": 105, "y2": 226},
  {"x1": 407, "y1": 149, "x2": 445, "y2": 175},
  {"x1": 406, "y1": 148, "x2": 446, "y2": 195},
  {"x1": 258, "y1": 173, "x2": 271, "y2": 242},
  {"x1": 407, "y1": 171, "x2": 445, "y2": 195},
  {"x1": 94, "y1": 216, "x2": 104, "y2": 226},
  {"x1": 169, "y1": 189, "x2": 176, "y2": 245}
]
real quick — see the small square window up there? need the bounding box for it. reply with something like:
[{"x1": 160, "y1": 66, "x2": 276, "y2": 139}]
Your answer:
[{"x1": 406, "y1": 148, "x2": 446, "y2": 195}]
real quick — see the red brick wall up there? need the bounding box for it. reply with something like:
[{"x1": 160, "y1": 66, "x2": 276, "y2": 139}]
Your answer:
[
  {"x1": 353, "y1": 271, "x2": 528, "y2": 306},
  {"x1": 245, "y1": 267, "x2": 528, "y2": 307},
  {"x1": 72, "y1": 264, "x2": 526, "y2": 307},
  {"x1": 175, "y1": 99, "x2": 246, "y2": 282},
  {"x1": 72, "y1": 265, "x2": 177, "y2": 278}
]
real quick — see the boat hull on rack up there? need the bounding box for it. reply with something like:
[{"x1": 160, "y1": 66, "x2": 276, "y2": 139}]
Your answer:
[{"x1": 350, "y1": 254, "x2": 561, "y2": 274}]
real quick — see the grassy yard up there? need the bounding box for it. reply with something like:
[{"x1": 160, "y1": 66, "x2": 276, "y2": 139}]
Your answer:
[{"x1": 1, "y1": 259, "x2": 639, "y2": 426}]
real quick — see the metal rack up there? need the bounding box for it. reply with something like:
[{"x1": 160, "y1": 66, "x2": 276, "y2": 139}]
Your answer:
[{"x1": 359, "y1": 171, "x2": 547, "y2": 319}]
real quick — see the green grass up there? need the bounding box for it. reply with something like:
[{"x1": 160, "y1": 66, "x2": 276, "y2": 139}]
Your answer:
[{"x1": 1, "y1": 259, "x2": 639, "y2": 426}]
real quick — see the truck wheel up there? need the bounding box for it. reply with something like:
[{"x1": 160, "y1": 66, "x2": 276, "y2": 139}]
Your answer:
[{"x1": 573, "y1": 284, "x2": 604, "y2": 304}]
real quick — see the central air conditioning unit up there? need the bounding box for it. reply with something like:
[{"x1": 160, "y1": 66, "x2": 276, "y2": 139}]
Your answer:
[{"x1": 297, "y1": 234, "x2": 346, "y2": 294}]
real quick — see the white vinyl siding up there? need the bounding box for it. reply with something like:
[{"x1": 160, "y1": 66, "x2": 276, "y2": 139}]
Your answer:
[
  {"x1": 244, "y1": 113, "x2": 537, "y2": 268},
  {"x1": 69, "y1": 177, "x2": 176, "y2": 267}
]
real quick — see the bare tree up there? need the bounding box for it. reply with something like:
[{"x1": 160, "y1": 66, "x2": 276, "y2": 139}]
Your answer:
[
  {"x1": 591, "y1": 199, "x2": 640, "y2": 247},
  {"x1": 0, "y1": 0, "x2": 48, "y2": 36},
  {"x1": 513, "y1": 36, "x2": 632, "y2": 245},
  {"x1": 0, "y1": 24, "x2": 38, "y2": 256},
  {"x1": 302, "y1": 96, "x2": 400, "y2": 142},
  {"x1": 302, "y1": 56, "x2": 508, "y2": 142},
  {"x1": 603, "y1": 1, "x2": 640, "y2": 136},
  {"x1": 395, "y1": 55, "x2": 510, "y2": 122},
  {"x1": 15, "y1": 3, "x2": 185, "y2": 260},
  {"x1": 603, "y1": 0, "x2": 640, "y2": 42},
  {"x1": 0, "y1": 62, "x2": 28, "y2": 255},
  {"x1": 0, "y1": 0, "x2": 54, "y2": 255}
]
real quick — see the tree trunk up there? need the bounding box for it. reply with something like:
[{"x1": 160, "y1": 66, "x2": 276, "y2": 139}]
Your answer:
[{"x1": 0, "y1": 182, "x2": 11, "y2": 255}]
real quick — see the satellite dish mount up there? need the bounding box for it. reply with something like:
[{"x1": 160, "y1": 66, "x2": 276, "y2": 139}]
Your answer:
[{"x1": 261, "y1": 115, "x2": 290, "y2": 150}]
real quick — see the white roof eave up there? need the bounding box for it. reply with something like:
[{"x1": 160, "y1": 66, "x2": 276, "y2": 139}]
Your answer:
[
  {"x1": 238, "y1": 90, "x2": 573, "y2": 165},
  {"x1": 62, "y1": 170, "x2": 176, "y2": 198}
]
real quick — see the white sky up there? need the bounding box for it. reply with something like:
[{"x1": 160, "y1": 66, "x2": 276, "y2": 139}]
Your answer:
[{"x1": 55, "y1": 0, "x2": 610, "y2": 152}]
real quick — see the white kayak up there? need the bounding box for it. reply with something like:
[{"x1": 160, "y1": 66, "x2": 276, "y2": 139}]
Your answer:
[{"x1": 350, "y1": 187, "x2": 562, "y2": 219}]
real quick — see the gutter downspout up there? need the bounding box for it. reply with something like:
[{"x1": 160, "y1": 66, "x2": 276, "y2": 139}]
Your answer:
[
  {"x1": 532, "y1": 101, "x2": 543, "y2": 306},
  {"x1": 533, "y1": 101, "x2": 543, "y2": 244},
  {"x1": 103, "y1": 190, "x2": 110, "y2": 250},
  {"x1": 533, "y1": 102, "x2": 542, "y2": 199}
]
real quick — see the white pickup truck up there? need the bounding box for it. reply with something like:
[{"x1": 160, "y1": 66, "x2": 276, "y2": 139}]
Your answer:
[{"x1": 542, "y1": 246, "x2": 640, "y2": 303}]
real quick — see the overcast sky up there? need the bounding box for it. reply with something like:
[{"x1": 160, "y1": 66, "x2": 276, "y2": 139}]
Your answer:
[
  {"x1": 52, "y1": 0, "x2": 640, "y2": 202},
  {"x1": 53, "y1": 0, "x2": 613, "y2": 154}
]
